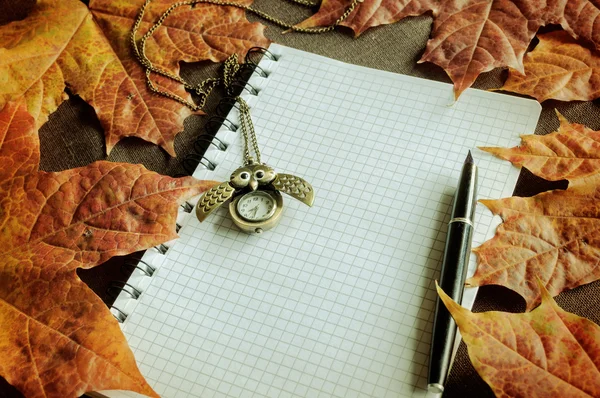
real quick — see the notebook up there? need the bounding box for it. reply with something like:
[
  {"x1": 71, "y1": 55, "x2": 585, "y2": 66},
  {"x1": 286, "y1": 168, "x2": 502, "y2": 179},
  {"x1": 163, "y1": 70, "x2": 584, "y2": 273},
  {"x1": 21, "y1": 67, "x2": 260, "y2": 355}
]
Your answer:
[{"x1": 102, "y1": 44, "x2": 541, "y2": 398}]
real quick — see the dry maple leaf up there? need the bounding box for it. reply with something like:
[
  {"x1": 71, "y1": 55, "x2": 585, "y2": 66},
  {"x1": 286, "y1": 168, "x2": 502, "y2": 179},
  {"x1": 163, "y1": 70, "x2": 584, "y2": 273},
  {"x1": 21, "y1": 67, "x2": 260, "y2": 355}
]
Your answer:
[
  {"x1": 90, "y1": 0, "x2": 269, "y2": 76},
  {"x1": 0, "y1": 99, "x2": 216, "y2": 398},
  {"x1": 294, "y1": 0, "x2": 436, "y2": 37},
  {"x1": 437, "y1": 282, "x2": 600, "y2": 397},
  {"x1": 297, "y1": 0, "x2": 600, "y2": 97},
  {"x1": 501, "y1": 31, "x2": 600, "y2": 102},
  {"x1": 468, "y1": 185, "x2": 600, "y2": 311},
  {"x1": 0, "y1": 0, "x2": 269, "y2": 156},
  {"x1": 419, "y1": 0, "x2": 538, "y2": 98},
  {"x1": 481, "y1": 112, "x2": 600, "y2": 183}
]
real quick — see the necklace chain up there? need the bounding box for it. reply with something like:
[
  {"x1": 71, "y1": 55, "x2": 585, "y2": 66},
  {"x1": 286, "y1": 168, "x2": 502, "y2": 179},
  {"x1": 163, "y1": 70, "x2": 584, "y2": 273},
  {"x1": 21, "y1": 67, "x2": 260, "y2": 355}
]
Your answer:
[
  {"x1": 131, "y1": 0, "x2": 362, "y2": 164},
  {"x1": 236, "y1": 97, "x2": 262, "y2": 164},
  {"x1": 131, "y1": 0, "x2": 361, "y2": 110}
]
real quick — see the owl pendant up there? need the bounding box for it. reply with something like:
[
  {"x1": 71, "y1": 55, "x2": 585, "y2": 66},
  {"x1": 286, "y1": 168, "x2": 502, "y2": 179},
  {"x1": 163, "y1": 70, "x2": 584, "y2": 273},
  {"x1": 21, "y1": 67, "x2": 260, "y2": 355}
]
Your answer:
[{"x1": 196, "y1": 161, "x2": 314, "y2": 234}]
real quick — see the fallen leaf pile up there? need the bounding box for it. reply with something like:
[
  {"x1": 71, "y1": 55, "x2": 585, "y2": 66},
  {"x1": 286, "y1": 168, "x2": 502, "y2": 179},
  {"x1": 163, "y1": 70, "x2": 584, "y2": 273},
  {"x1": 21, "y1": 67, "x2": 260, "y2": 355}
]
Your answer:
[
  {"x1": 0, "y1": 0, "x2": 269, "y2": 156},
  {"x1": 0, "y1": 100, "x2": 215, "y2": 397},
  {"x1": 438, "y1": 282, "x2": 600, "y2": 397},
  {"x1": 297, "y1": 0, "x2": 600, "y2": 99}
]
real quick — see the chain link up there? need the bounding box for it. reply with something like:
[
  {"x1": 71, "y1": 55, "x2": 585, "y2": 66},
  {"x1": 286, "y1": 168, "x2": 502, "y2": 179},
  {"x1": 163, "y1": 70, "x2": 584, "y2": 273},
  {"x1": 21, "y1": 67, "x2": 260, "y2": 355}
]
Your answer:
[{"x1": 131, "y1": 0, "x2": 362, "y2": 110}]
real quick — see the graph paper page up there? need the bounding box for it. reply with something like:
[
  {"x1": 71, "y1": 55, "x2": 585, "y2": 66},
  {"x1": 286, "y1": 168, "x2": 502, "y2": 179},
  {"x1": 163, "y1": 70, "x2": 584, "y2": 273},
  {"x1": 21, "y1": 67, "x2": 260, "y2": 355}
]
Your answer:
[{"x1": 115, "y1": 44, "x2": 541, "y2": 398}]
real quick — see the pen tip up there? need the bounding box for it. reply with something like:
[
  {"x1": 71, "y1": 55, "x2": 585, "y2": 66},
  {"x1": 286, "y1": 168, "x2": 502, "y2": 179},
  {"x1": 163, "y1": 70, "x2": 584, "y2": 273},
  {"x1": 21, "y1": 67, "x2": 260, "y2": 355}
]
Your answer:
[{"x1": 465, "y1": 150, "x2": 474, "y2": 165}]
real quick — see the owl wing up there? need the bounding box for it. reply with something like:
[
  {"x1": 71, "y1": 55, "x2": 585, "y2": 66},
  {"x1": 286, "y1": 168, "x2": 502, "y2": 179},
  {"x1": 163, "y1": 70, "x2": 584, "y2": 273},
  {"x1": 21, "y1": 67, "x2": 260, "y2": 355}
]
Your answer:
[
  {"x1": 272, "y1": 174, "x2": 314, "y2": 206},
  {"x1": 195, "y1": 181, "x2": 236, "y2": 222}
]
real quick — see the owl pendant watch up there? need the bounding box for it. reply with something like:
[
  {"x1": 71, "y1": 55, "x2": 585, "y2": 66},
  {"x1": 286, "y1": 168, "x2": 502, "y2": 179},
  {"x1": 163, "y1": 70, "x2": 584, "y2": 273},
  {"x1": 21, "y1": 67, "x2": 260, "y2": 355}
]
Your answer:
[{"x1": 196, "y1": 98, "x2": 314, "y2": 234}]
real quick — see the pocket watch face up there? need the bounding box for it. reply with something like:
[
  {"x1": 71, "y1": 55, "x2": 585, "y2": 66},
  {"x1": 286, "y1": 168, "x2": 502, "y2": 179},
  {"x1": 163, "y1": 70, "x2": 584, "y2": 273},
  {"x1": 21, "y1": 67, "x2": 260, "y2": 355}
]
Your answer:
[{"x1": 236, "y1": 191, "x2": 277, "y2": 222}]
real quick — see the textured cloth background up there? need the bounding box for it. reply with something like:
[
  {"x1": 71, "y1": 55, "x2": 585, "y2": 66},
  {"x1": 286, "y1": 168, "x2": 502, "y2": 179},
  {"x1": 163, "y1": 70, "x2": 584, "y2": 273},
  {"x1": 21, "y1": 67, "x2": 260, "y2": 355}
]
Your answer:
[{"x1": 2, "y1": 1, "x2": 600, "y2": 397}]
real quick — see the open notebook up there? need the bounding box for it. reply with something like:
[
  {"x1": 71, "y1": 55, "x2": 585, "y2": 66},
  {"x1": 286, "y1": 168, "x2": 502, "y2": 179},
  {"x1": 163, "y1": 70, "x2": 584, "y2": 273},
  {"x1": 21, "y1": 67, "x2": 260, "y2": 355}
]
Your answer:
[{"x1": 102, "y1": 44, "x2": 541, "y2": 398}]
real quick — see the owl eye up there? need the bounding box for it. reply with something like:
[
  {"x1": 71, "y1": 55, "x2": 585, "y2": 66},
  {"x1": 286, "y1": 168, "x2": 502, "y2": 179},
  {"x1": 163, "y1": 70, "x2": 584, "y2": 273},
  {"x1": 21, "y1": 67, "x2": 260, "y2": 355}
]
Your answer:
[
  {"x1": 255, "y1": 170, "x2": 265, "y2": 179},
  {"x1": 240, "y1": 172, "x2": 250, "y2": 180}
]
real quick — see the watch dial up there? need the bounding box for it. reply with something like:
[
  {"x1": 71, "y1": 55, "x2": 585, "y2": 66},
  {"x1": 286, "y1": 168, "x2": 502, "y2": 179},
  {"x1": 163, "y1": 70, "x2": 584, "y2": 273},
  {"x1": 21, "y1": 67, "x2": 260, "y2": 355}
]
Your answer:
[{"x1": 237, "y1": 191, "x2": 276, "y2": 221}]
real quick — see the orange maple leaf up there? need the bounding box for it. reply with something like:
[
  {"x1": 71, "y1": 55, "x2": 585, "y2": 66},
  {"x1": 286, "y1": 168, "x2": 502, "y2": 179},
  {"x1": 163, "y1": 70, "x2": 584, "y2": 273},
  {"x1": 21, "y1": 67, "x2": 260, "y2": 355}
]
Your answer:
[
  {"x1": 0, "y1": 100, "x2": 216, "y2": 398},
  {"x1": 480, "y1": 112, "x2": 600, "y2": 183},
  {"x1": 0, "y1": 0, "x2": 269, "y2": 156},
  {"x1": 438, "y1": 282, "x2": 600, "y2": 397},
  {"x1": 297, "y1": 0, "x2": 600, "y2": 97},
  {"x1": 468, "y1": 186, "x2": 600, "y2": 311},
  {"x1": 501, "y1": 31, "x2": 600, "y2": 102}
]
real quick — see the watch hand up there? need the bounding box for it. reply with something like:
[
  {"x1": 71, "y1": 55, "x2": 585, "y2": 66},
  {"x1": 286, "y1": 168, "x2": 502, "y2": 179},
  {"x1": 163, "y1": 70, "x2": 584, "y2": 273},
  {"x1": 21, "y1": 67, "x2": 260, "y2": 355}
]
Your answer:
[{"x1": 249, "y1": 205, "x2": 259, "y2": 217}]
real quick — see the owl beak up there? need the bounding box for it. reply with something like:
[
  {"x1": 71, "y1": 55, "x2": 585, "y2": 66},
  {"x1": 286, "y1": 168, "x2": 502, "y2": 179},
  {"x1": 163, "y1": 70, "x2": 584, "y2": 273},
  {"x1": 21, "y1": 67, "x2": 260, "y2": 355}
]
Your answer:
[{"x1": 249, "y1": 178, "x2": 258, "y2": 191}]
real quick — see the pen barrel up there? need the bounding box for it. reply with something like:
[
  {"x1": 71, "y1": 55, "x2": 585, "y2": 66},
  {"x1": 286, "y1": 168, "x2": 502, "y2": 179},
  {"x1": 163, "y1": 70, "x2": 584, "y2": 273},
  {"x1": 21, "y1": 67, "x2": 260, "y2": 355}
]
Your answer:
[
  {"x1": 451, "y1": 162, "x2": 477, "y2": 220},
  {"x1": 428, "y1": 221, "x2": 473, "y2": 391}
]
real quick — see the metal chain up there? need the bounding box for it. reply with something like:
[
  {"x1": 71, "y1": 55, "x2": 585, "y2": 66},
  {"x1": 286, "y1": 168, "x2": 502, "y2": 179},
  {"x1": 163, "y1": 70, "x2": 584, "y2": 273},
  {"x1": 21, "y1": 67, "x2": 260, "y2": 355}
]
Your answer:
[
  {"x1": 222, "y1": 55, "x2": 241, "y2": 94},
  {"x1": 283, "y1": 0, "x2": 318, "y2": 7},
  {"x1": 235, "y1": 97, "x2": 262, "y2": 164},
  {"x1": 131, "y1": 0, "x2": 224, "y2": 110},
  {"x1": 131, "y1": 0, "x2": 362, "y2": 110}
]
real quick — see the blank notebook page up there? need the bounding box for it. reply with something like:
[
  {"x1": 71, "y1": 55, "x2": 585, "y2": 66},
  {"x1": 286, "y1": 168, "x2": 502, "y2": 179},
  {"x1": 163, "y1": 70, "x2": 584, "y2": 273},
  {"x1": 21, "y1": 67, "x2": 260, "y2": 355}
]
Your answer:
[{"x1": 115, "y1": 44, "x2": 541, "y2": 398}]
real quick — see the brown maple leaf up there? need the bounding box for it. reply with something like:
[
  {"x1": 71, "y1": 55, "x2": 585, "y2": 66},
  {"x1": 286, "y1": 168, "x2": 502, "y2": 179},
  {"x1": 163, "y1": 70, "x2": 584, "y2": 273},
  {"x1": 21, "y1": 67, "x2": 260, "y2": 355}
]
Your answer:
[
  {"x1": 0, "y1": 0, "x2": 269, "y2": 156},
  {"x1": 501, "y1": 31, "x2": 600, "y2": 102},
  {"x1": 468, "y1": 185, "x2": 600, "y2": 311},
  {"x1": 297, "y1": 0, "x2": 600, "y2": 97},
  {"x1": 90, "y1": 0, "x2": 268, "y2": 76},
  {"x1": 0, "y1": 100, "x2": 216, "y2": 398},
  {"x1": 419, "y1": 0, "x2": 538, "y2": 97},
  {"x1": 437, "y1": 282, "x2": 600, "y2": 397},
  {"x1": 480, "y1": 112, "x2": 600, "y2": 183}
]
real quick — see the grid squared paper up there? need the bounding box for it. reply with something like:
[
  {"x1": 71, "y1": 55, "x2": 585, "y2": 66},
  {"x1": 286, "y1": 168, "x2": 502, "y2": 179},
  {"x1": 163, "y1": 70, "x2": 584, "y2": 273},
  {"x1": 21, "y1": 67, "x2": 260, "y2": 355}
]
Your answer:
[{"x1": 110, "y1": 44, "x2": 541, "y2": 398}]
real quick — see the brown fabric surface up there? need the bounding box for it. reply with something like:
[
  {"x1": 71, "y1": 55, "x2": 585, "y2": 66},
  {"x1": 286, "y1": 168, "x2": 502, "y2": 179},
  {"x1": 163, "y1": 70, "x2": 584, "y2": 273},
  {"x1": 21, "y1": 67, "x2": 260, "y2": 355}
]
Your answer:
[{"x1": 3, "y1": 1, "x2": 600, "y2": 397}]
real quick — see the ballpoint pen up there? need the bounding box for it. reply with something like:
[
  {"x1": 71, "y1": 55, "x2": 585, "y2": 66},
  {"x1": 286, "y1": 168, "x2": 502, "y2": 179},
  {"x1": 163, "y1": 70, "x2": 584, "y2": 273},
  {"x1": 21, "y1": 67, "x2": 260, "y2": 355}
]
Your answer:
[{"x1": 428, "y1": 151, "x2": 478, "y2": 394}]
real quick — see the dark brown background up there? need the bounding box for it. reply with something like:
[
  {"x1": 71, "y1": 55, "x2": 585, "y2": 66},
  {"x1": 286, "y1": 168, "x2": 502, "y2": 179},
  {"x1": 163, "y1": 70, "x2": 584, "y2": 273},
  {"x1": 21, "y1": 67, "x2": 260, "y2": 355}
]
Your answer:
[{"x1": 2, "y1": 1, "x2": 600, "y2": 397}]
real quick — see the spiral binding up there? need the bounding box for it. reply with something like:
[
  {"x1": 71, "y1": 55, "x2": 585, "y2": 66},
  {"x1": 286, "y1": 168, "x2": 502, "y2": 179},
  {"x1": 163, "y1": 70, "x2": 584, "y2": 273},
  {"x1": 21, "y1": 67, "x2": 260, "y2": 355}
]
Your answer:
[
  {"x1": 108, "y1": 46, "x2": 279, "y2": 324},
  {"x1": 108, "y1": 202, "x2": 192, "y2": 323},
  {"x1": 108, "y1": 281, "x2": 142, "y2": 300},
  {"x1": 153, "y1": 243, "x2": 169, "y2": 255},
  {"x1": 121, "y1": 258, "x2": 156, "y2": 277},
  {"x1": 180, "y1": 201, "x2": 194, "y2": 213}
]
